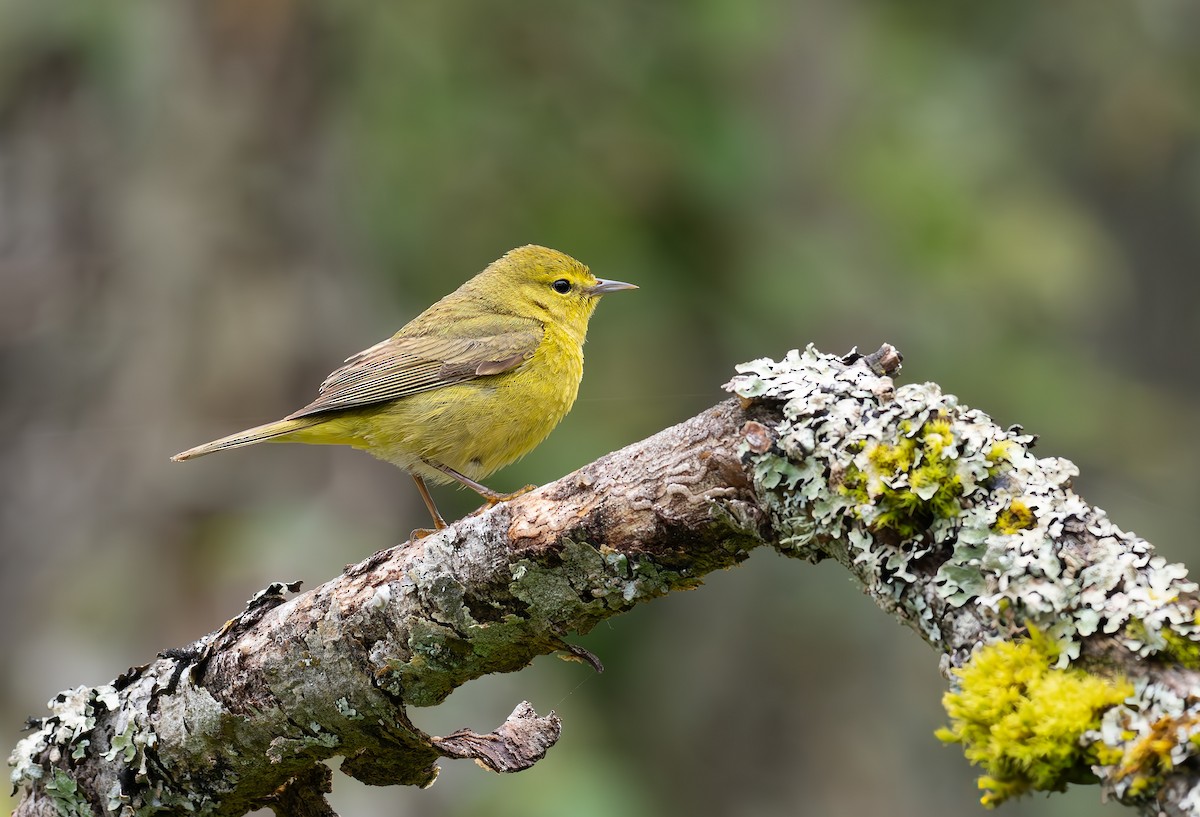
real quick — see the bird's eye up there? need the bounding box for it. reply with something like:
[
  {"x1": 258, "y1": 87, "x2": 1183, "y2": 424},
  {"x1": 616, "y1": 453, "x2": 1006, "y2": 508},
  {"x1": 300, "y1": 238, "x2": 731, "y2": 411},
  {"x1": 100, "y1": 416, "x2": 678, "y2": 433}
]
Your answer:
[{"x1": 552, "y1": 279, "x2": 572, "y2": 294}]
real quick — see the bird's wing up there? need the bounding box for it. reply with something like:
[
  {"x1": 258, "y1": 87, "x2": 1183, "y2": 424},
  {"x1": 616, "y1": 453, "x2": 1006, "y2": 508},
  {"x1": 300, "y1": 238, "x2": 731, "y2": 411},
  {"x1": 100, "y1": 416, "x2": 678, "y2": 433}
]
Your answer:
[{"x1": 285, "y1": 327, "x2": 543, "y2": 419}]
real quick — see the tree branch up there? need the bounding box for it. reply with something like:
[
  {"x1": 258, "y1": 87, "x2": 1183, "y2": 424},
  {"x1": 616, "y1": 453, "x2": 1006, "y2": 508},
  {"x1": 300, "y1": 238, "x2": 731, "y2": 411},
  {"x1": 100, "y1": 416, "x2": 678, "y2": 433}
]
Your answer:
[{"x1": 10, "y1": 345, "x2": 1200, "y2": 816}]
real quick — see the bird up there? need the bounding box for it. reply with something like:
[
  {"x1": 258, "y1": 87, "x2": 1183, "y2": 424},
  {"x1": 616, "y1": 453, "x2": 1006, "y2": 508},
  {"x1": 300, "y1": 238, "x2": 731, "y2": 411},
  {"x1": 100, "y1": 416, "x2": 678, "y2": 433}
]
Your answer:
[{"x1": 172, "y1": 245, "x2": 636, "y2": 532}]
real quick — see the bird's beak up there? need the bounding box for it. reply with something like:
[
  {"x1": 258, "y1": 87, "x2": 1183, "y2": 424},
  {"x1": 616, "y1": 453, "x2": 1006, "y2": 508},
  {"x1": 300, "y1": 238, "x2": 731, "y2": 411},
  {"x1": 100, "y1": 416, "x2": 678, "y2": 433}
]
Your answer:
[{"x1": 588, "y1": 278, "x2": 638, "y2": 295}]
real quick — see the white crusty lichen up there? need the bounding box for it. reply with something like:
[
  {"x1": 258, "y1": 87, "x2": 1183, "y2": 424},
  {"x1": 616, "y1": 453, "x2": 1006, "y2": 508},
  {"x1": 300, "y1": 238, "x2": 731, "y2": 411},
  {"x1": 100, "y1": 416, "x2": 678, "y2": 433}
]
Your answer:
[{"x1": 726, "y1": 346, "x2": 1200, "y2": 807}]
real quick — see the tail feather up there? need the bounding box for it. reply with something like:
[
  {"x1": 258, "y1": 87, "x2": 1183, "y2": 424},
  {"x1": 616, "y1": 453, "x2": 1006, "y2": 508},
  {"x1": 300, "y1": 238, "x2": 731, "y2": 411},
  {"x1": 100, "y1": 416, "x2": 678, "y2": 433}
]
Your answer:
[{"x1": 171, "y1": 417, "x2": 321, "y2": 461}]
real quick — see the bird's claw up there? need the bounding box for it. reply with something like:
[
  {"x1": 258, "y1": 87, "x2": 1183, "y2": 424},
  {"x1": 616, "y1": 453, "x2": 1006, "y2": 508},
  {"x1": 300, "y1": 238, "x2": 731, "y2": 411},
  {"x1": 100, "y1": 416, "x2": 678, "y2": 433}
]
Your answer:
[
  {"x1": 486, "y1": 483, "x2": 538, "y2": 505},
  {"x1": 468, "y1": 484, "x2": 538, "y2": 517}
]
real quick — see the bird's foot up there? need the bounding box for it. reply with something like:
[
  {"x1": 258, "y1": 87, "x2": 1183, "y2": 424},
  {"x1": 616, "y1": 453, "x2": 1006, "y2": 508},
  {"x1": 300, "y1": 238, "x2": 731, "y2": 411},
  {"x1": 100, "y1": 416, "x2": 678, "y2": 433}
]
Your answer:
[
  {"x1": 408, "y1": 526, "x2": 441, "y2": 541},
  {"x1": 468, "y1": 484, "x2": 538, "y2": 517},
  {"x1": 484, "y1": 483, "x2": 538, "y2": 505}
]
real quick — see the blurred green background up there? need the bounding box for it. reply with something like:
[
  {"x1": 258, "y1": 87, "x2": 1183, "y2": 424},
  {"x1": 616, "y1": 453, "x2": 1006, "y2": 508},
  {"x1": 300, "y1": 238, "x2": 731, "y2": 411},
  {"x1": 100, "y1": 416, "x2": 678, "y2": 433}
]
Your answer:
[{"x1": 4, "y1": 1, "x2": 1200, "y2": 815}]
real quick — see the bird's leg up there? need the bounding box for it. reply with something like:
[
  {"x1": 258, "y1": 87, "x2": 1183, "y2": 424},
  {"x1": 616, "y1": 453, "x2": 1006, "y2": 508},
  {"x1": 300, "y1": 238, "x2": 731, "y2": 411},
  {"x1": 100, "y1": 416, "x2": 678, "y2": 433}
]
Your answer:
[
  {"x1": 421, "y1": 460, "x2": 537, "y2": 506},
  {"x1": 409, "y1": 474, "x2": 448, "y2": 540}
]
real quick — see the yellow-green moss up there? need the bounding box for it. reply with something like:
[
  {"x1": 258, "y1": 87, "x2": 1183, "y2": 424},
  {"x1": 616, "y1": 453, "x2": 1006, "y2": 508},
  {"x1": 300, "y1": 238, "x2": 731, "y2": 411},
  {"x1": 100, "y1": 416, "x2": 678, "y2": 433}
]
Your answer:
[
  {"x1": 1157, "y1": 628, "x2": 1200, "y2": 670},
  {"x1": 868, "y1": 435, "x2": 916, "y2": 474},
  {"x1": 1169, "y1": 637, "x2": 1200, "y2": 674},
  {"x1": 1124, "y1": 618, "x2": 1200, "y2": 671},
  {"x1": 840, "y1": 412, "x2": 965, "y2": 538},
  {"x1": 994, "y1": 499, "x2": 1036, "y2": 535},
  {"x1": 936, "y1": 629, "x2": 1133, "y2": 808},
  {"x1": 987, "y1": 440, "x2": 1014, "y2": 464}
]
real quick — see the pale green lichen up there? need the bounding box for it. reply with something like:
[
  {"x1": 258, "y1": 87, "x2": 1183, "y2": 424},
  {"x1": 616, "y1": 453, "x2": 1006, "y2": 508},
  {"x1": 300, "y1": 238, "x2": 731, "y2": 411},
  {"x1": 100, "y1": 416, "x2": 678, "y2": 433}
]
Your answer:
[
  {"x1": 935, "y1": 629, "x2": 1132, "y2": 807},
  {"x1": 102, "y1": 723, "x2": 140, "y2": 764},
  {"x1": 336, "y1": 697, "x2": 363, "y2": 720},
  {"x1": 44, "y1": 767, "x2": 92, "y2": 817}
]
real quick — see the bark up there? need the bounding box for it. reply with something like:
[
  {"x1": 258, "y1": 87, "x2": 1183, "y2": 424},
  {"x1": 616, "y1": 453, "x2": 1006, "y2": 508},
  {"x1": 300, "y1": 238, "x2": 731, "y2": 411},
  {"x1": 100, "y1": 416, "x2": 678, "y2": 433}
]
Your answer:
[{"x1": 10, "y1": 345, "x2": 1200, "y2": 816}]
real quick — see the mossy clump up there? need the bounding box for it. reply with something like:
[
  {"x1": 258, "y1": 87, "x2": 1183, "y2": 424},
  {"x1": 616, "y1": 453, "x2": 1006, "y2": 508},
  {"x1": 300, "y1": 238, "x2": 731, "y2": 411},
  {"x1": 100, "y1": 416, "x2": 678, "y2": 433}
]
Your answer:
[
  {"x1": 841, "y1": 413, "x2": 964, "y2": 538},
  {"x1": 1127, "y1": 616, "x2": 1200, "y2": 671},
  {"x1": 994, "y1": 499, "x2": 1036, "y2": 535},
  {"x1": 1160, "y1": 627, "x2": 1200, "y2": 671},
  {"x1": 936, "y1": 629, "x2": 1133, "y2": 807}
]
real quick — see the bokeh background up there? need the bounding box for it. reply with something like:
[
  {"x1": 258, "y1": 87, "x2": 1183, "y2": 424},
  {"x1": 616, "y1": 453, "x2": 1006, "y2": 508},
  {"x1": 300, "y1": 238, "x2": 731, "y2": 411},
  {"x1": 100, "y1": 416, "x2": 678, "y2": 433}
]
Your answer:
[{"x1": 4, "y1": 1, "x2": 1200, "y2": 815}]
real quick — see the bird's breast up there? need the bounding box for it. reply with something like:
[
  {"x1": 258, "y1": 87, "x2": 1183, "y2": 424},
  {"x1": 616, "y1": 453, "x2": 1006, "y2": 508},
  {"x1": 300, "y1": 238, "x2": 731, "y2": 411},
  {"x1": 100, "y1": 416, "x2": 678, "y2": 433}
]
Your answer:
[{"x1": 362, "y1": 326, "x2": 585, "y2": 481}]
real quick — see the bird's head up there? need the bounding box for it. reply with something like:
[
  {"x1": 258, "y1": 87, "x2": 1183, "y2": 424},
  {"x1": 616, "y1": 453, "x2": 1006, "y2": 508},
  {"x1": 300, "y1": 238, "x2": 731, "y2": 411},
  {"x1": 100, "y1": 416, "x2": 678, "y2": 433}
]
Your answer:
[{"x1": 484, "y1": 245, "x2": 637, "y2": 340}]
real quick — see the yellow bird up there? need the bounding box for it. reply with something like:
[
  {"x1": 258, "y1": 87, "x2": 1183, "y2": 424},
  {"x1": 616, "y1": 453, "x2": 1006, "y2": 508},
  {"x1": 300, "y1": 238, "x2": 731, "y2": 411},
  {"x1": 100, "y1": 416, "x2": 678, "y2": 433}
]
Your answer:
[{"x1": 173, "y1": 245, "x2": 636, "y2": 530}]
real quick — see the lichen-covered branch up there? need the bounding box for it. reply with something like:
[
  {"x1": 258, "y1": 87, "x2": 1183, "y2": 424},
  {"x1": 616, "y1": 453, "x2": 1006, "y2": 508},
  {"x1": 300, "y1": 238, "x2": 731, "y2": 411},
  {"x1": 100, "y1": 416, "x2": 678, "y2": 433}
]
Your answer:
[
  {"x1": 727, "y1": 347, "x2": 1200, "y2": 814},
  {"x1": 10, "y1": 345, "x2": 1200, "y2": 816}
]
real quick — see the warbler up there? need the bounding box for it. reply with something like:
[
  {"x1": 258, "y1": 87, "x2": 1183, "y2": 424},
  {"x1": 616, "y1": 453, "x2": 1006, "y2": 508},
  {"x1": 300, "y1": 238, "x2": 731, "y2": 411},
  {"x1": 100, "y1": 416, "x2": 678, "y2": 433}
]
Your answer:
[{"x1": 172, "y1": 245, "x2": 636, "y2": 530}]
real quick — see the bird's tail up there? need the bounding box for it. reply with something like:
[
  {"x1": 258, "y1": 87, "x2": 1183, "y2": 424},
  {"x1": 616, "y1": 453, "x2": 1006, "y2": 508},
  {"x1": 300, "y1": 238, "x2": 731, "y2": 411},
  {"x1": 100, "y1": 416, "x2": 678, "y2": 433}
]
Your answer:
[{"x1": 171, "y1": 417, "x2": 323, "y2": 462}]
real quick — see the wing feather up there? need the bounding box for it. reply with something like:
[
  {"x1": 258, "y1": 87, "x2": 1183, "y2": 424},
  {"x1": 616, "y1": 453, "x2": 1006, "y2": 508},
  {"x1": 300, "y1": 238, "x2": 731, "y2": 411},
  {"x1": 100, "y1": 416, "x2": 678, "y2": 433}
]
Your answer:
[{"x1": 286, "y1": 329, "x2": 542, "y2": 419}]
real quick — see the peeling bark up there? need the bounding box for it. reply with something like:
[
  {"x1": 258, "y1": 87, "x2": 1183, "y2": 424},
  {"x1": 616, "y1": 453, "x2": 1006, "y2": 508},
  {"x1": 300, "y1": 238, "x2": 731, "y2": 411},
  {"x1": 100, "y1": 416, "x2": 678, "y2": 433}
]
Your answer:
[{"x1": 10, "y1": 345, "x2": 1200, "y2": 816}]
